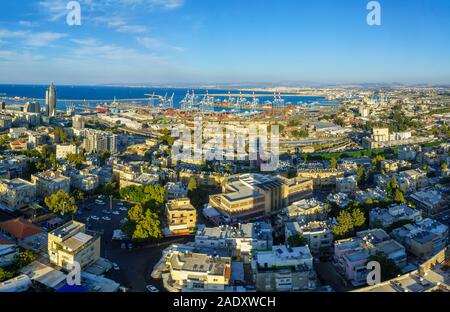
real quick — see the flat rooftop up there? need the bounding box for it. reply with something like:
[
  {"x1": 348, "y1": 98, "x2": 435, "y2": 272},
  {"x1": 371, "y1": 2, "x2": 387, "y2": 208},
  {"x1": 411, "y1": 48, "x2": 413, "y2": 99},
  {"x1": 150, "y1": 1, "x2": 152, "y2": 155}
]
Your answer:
[
  {"x1": 50, "y1": 221, "x2": 84, "y2": 240},
  {"x1": 169, "y1": 252, "x2": 231, "y2": 276},
  {"x1": 60, "y1": 232, "x2": 94, "y2": 252}
]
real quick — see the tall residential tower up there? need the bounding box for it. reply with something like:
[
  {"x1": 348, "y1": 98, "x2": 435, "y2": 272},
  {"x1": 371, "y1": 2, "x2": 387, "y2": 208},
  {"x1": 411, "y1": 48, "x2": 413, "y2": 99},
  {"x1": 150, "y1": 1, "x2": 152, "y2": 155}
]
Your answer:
[{"x1": 46, "y1": 82, "x2": 56, "y2": 117}]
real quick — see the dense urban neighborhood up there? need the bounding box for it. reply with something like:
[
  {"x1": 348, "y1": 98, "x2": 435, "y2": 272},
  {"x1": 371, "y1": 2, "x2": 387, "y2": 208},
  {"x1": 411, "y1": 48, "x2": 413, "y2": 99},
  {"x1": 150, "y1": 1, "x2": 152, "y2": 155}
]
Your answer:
[{"x1": 0, "y1": 84, "x2": 449, "y2": 293}]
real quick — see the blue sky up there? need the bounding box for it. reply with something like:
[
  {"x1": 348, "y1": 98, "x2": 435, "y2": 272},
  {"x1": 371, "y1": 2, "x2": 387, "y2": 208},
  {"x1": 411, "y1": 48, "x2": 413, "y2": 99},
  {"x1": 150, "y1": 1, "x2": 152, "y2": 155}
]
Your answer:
[{"x1": 0, "y1": 0, "x2": 450, "y2": 85}]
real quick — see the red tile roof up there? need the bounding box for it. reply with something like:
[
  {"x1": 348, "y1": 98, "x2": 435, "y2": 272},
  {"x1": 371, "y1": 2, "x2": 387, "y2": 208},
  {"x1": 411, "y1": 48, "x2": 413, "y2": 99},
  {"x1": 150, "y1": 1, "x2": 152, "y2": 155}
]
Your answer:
[{"x1": 0, "y1": 218, "x2": 43, "y2": 239}]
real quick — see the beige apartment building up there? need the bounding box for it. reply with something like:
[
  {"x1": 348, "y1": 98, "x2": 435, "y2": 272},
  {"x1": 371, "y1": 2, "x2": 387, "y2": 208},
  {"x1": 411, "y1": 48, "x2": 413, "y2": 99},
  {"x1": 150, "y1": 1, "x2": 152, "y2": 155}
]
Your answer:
[
  {"x1": 166, "y1": 251, "x2": 231, "y2": 291},
  {"x1": 166, "y1": 198, "x2": 197, "y2": 235},
  {"x1": 48, "y1": 221, "x2": 100, "y2": 271},
  {"x1": 297, "y1": 169, "x2": 344, "y2": 190},
  {"x1": 0, "y1": 178, "x2": 36, "y2": 211},
  {"x1": 56, "y1": 144, "x2": 78, "y2": 159},
  {"x1": 31, "y1": 170, "x2": 71, "y2": 198},
  {"x1": 209, "y1": 174, "x2": 313, "y2": 219}
]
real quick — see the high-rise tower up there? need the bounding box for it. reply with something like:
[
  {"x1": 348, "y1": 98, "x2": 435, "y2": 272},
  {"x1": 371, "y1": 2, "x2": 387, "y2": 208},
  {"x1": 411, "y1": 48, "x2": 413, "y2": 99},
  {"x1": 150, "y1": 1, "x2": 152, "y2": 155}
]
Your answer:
[{"x1": 46, "y1": 82, "x2": 56, "y2": 117}]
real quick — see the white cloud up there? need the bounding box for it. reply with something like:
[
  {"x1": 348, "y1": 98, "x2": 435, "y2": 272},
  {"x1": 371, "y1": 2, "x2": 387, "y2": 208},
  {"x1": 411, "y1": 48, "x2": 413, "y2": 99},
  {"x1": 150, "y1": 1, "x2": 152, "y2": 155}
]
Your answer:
[
  {"x1": 0, "y1": 50, "x2": 44, "y2": 62},
  {"x1": 114, "y1": 0, "x2": 185, "y2": 10},
  {"x1": 137, "y1": 36, "x2": 185, "y2": 52},
  {"x1": 0, "y1": 28, "x2": 67, "y2": 48},
  {"x1": 19, "y1": 21, "x2": 40, "y2": 27},
  {"x1": 38, "y1": 0, "x2": 71, "y2": 21},
  {"x1": 25, "y1": 32, "x2": 67, "y2": 47},
  {"x1": 0, "y1": 30, "x2": 29, "y2": 38},
  {"x1": 71, "y1": 38, "x2": 99, "y2": 46},
  {"x1": 92, "y1": 16, "x2": 148, "y2": 34}
]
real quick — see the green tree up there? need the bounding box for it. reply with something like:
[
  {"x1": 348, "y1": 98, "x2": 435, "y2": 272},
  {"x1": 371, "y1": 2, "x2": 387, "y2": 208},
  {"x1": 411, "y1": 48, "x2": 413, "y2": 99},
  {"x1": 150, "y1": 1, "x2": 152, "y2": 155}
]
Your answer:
[
  {"x1": 332, "y1": 208, "x2": 366, "y2": 238},
  {"x1": 442, "y1": 162, "x2": 448, "y2": 171},
  {"x1": 98, "y1": 149, "x2": 111, "y2": 165},
  {"x1": 391, "y1": 175, "x2": 399, "y2": 190},
  {"x1": 330, "y1": 158, "x2": 337, "y2": 170},
  {"x1": 124, "y1": 204, "x2": 162, "y2": 241},
  {"x1": 385, "y1": 181, "x2": 393, "y2": 196},
  {"x1": 54, "y1": 127, "x2": 68, "y2": 143},
  {"x1": 352, "y1": 208, "x2": 366, "y2": 228},
  {"x1": 11, "y1": 251, "x2": 38, "y2": 270},
  {"x1": 44, "y1": 190, "x2": 78, "y2": 216},
  {"x1": 101, "y1": 182, "x2": 119, "y2": 197},
  {"x1": 67, "y1": 153, "x2": 86, "y2": 168},
  {"x1": 357, "y1": 165, "x2": 367, "y2": 187},
  {"x1": 0, "y1": 134, "x2": 10, "y2": 149},
  {"x1": 0, "y1": 268, "x2": 14, "y2": 282},
  {"x1": 132, "y1": 209, "x2": 162, "y2": 241},
  {"x1": 367, "y1": 253, "x2": 400, "y2": 282},
  {"x1": 287, "y1": 234, "x2": 308, "y2": 247},
  {"x1": 371, "y1": 155, "x2": 385, "y2": 174},
  {"x1": 128, "y1": 204, "x2": 145, "y2": 223},
  {"x1": 394, "y1": 189, "x2": 406, "y2": 204},
  {"x1": 332, "y1": 210, "x2": 355, "y2": 238},
  {"x1": 188, "y1": 177, "x2": 198, "y2": 193},
  {"x1": 159, "y1": 129, "x2": 175, "y2": 146},
  {"x1": 71, "y1": 189, "x2": 85, "y2": 201}
]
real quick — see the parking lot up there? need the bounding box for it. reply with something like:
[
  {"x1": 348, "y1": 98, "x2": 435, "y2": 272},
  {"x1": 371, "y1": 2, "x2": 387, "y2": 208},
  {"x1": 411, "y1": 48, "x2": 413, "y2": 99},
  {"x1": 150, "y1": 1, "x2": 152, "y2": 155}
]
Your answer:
[{"x1": 74, "y1": 196, "x2": 193, "y2": 292}]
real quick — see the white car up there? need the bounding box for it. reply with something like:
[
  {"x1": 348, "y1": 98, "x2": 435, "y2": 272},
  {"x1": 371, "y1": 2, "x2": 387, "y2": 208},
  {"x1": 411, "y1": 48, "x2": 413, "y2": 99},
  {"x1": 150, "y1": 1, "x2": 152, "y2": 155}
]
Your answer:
[
  {"x1": 112, "y1": 211, "x2": 120, "y2": 216},
  {"x1": 90, "y1": 216, "x2": 100, "y2": 221},
  {"x1": 102, "y1": 209, "x2": 111, "y2": 214},
  {"x1": 102, "y1": 216, "x2": 111, "y2": 221},
  {"x1": 119, "y1": 207, "x2": 128, "y2": 212},
  {"x1": 146, "y1": 285, "x2": 159, "y2": 293},
  {"x1": 117, "y1": 202, "x2": 124, "y2": 206},
  {"x1": 95, "y1": 200, "x2": 105, "y2": 205},
  {"x1": 112, "y1": 263, "x2": 120, "y2": 271}
]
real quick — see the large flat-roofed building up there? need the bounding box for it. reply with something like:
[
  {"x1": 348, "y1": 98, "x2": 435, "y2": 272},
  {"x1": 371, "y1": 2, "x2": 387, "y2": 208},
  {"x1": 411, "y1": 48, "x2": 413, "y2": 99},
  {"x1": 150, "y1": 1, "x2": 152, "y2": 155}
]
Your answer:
[
  {"x1": 283, "y1": 198, "x2": 328, "y2": 222},
  {"x1": 297, "y1": 169, "x2": 344, "y2": 190},
  {"x1": 252, "y1": 245, "x2": 316, "y2": 292},
  {"x1": 31, "y1": 170, "x2": 70, "y2": 198},
  {"x1": 82, "y1": 129, "x2": 118, "y2": 154},
  {"x1": 285, "y1": 221, "x2": 333, "y2": 257},
  {"x1": 336, "y1": 175, "x2": 357, "y2": 194},
  {"x1": 278, "y1": 176, "x2": 313, "y2": 205},
  {"x1": 409, "y1": 189, "x2": 448, "y2": 216},
  {"x1": 165, "y1": 251, "x2": 231, "y2": 291},
  {"x1": 166, "y1": 198, "x2": 197, "y2": 235},
  {"x1": 195, "y1": 222, "x2": 272, "y2": 262},
  {"x1": 0, "y1": 178, "x2": 36, "y2": 211},
  {"x1": 391, "y1": 218, "x2": 448, "y2": 260},
  {"x1": 56, "y1": 144, "x2": 78, "y2": 159},
  {"x1": 70, "y1": 172, "x2": 99, "y2": 192},
  {"x1": 369, "y1": 204, "x2": 422, "y2": 229},
  {"x1": 208, "y1": 174, "x2": 313, "y2": 219},
  {"x1": 48, "y1": 221, "x2": 100, "y2": 271}
]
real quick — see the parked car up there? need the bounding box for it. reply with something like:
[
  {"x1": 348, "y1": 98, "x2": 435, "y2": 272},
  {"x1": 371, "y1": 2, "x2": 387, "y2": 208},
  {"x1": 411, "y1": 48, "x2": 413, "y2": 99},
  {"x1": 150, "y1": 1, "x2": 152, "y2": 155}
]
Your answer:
[
  {"x1": 102, "y1": 216, "x2": 111, "y2": 221},
  {"x1": 91, "y1": 216, "x2": 100, "y2": 221},
  {"x1": 112, "y1": 263, "x2": 120, "y2": 271},
  {"x1": 146, "y1": 285, "x2": 159, "y2": 293},
  {"x1": 112, "y1": 211, "x2": 120, "y2": 215},
  {"x1": 119, "y1": 207, "x2": 128, "y2": 212},
  {"x1": 102, "y1": 209, "x2": 111, "y2": 214}
]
